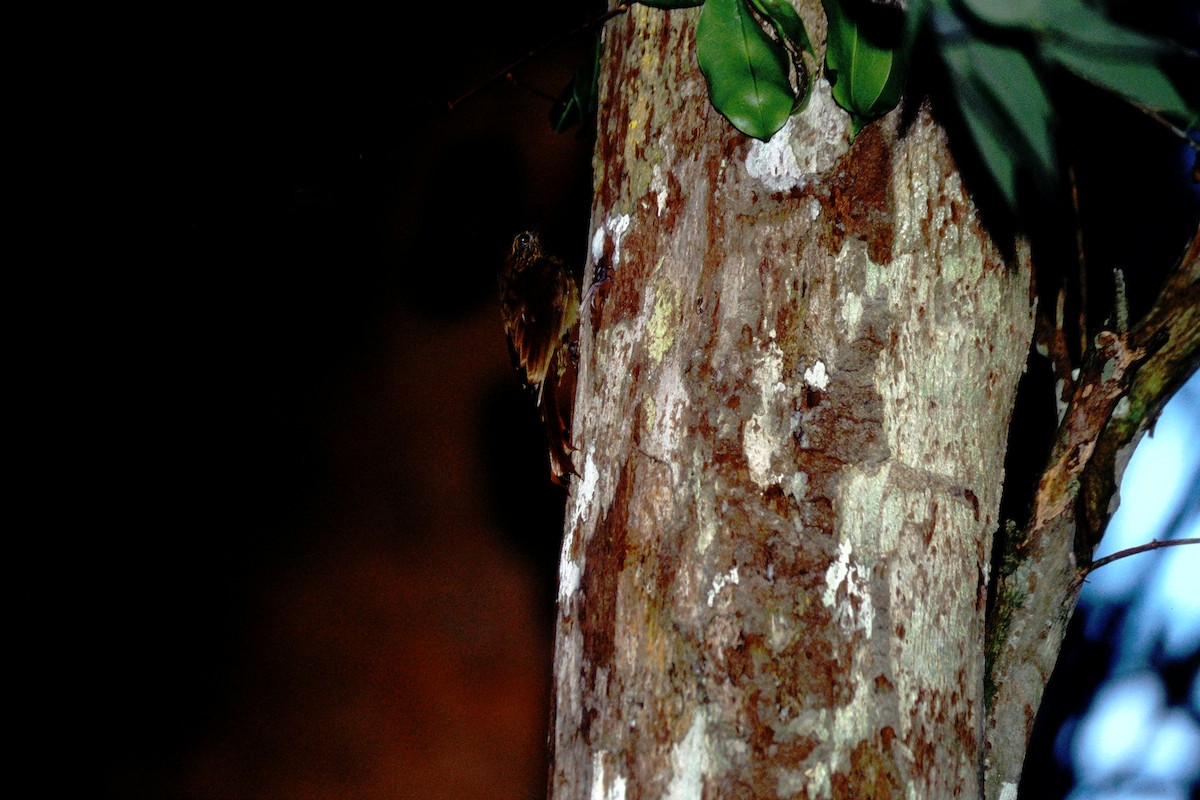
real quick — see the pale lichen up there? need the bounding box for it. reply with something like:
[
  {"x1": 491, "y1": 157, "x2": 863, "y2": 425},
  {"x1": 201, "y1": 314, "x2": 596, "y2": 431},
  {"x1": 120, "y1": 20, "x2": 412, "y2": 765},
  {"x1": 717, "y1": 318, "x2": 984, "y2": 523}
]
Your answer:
[
  {"x1": 840, "y1": 293, "x2": 863, "y2": 337},
  {"x1": 646, "y1": 356, "x2": 689, "y2": 465},
  {"x1": 744, "y1": 416, "x2": 777, "y2": 488},
  {"x1": 665, "y1": 707, "x2": 710, "y2": 800},
  {"x1": 573, "y1": 444, "x2": 600, "y2": 529},
  {"x1": 822, "y1": 540, "x2": 874, "y2": 636},
  {"x1": 788, "y1": 471, "x2": 808, "y2": 506},
  {"x1": 646, "y1": 266, "x2": 679, "y2": 365},
  {"x1": 706, "y1": 565, "x2": 740, "y2": 608},
  {"x1": 745, "y1": 115, "x2": 808, "y2": 193},
  {"x1": 609, "y1": 213, "x2": 632, "y2": 268},
  {"x1": 652, "y1": 163, "x2": 669, "y2": 216},
  {"x1": 590, "y1": 752, "x2": 627, "y2": 800},
  {"x1": 837, "y1": 463, "x2": 902, "y2": 562},
  {"x1": 695, "y1": 449, "x2": 720, "y2": 555},
  {"x1": 804, "y1": 359, "x2": 829, "y2": 391},
  {"x1": 591, "y1": 225, "x2": 608, "y2": 265},
  {"x1": 745, "y1": 336, "x2": 788, "y2": 487}
]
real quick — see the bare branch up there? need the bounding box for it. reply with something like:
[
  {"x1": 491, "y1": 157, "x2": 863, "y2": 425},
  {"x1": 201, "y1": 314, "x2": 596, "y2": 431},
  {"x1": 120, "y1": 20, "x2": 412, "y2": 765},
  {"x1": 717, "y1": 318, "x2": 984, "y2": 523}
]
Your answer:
[{"x1": 1082, "y1": 537, "x2": 1200, "y2": 577}]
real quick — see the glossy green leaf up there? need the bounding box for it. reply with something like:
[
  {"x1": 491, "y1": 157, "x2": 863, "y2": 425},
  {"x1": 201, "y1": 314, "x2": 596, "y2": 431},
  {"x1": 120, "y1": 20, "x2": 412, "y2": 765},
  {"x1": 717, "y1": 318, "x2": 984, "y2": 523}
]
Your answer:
[
  {"x1": 696, "y1": 0, "x2": 795, "y2": 140},
  {"x1": 822, "y1": 0, "x2": 906, "y2": 135},
  {"x1": 636, "y1": 0, "x2": 705, "y2": 8},
  {"x1": 918, "y1": 0, "x2": 1196, "y2": 212},
  {"x1": 748, "y1": 0, "x2": 815, "y2": 111},
  {"x1": 936, "y1": 13, "x2": 1060, "y2": 211},
  {"x1": 1035, "y1": 1, "x2": 1192, "y2": 126},
  {"x1": 748, "y1": 0, "x2": 812, "y2": 55}
]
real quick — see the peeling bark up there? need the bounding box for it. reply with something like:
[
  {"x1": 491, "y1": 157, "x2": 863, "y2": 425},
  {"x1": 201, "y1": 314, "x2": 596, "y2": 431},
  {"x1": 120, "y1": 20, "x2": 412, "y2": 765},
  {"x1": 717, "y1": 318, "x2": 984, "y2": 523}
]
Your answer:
[{"x1": 550, "y1": 4, "x2": 1034, "y2": 798}]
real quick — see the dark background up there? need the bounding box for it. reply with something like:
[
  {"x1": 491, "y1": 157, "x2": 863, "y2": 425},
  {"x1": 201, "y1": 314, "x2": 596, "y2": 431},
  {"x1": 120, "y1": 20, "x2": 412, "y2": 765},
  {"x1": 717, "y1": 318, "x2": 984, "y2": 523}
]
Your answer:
[
  {"x1": 44, "y1": 3, "x2": 1195, "y2": 799},
  {"x1": 72, "y1": 4, "x2": 600, "y2": 798}
]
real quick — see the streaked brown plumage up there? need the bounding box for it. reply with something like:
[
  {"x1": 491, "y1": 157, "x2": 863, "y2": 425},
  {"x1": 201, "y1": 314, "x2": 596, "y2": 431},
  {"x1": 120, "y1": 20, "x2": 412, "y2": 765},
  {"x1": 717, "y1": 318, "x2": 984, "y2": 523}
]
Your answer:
[{"x1": 499, "y1": 230, "x2": 581, "y2": 484}]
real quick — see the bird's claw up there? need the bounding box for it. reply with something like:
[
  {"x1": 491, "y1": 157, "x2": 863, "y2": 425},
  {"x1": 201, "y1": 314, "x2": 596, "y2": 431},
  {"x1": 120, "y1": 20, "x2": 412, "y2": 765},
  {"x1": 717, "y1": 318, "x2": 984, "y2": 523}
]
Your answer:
[{"x1": 581, "y1": 262, "x2": 614, "y2": 310}]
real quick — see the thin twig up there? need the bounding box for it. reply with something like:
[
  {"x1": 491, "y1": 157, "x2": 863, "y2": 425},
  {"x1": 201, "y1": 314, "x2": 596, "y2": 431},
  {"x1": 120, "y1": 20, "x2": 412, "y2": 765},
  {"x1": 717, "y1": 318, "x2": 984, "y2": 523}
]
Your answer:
[
  {"x1": 1083, "y1": 537, "x2": 1200, "y2": 576},
  {"x1": 447, "y1": 4, "x2": 632, "y2": 111},
  {"x1": 1069, "y1": 165, "x2": 1088, "y2": 357},
  {"x1": 505, "y1": 74, "x2": 559, "y2": 104},
  {"x1": 1136, "y1": 104, "x2": 1200, "y2": 156}
]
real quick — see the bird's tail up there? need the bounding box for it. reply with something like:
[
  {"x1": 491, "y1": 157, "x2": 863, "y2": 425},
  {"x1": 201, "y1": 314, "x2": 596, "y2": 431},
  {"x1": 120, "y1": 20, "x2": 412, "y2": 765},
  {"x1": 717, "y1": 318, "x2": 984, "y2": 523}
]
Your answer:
[{"x1": 542, "y1": 335, "x2": 579, "y2": 485}]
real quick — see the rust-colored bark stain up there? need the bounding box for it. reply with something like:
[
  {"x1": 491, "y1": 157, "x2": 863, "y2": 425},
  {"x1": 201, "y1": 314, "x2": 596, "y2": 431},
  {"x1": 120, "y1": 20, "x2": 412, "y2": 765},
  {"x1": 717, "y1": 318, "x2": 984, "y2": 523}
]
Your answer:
[
  {"x1": 906, "y1": 678, "x2": 981, "y2": 783},
  {"x1": 771, "y1": 275, "x2": 808, "y2": 358},
  {"x1": 791, "y1": 303, "x2": 890, "y2": 535},
  {"x1": 831, "y1": 735, "x2": 903, "y2": 800},
  {"x1": 606, "y1": 214, "x2": 659, "y2": 324},
  {"x1": 594, "y1": 17, "x2": 633, "y2": 215},
  {"x1": 797, "y1": 370, "x2": 887, "y2": 465},
  {"x1": 744, "y1": 686, "x2": 821, "y2": 793},
  {"x1": 778, "y1": 614, "x2": 855, "y2": 709},
  {"x1": 656, "y1": 169, "x2": 684, "y2": 236},
  {"x1": 798, "y1": 309, "x2": 889, "y2": 462},
  {"x1": 703, "y1": 168, "x2": 731, "y2": 285},
  {"x1": 578, "y1": 460, "x2": 633, "y2": 743},
  {"x1": 818, "y1": 124, "x2": 897, "y2": 265}
]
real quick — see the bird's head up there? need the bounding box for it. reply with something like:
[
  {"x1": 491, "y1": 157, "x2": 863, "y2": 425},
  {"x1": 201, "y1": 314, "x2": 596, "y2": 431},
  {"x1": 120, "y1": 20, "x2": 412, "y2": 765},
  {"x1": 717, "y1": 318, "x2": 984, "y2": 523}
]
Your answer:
[{"x1": 510, "y1": 230, "x2": 542, "y2": 265}]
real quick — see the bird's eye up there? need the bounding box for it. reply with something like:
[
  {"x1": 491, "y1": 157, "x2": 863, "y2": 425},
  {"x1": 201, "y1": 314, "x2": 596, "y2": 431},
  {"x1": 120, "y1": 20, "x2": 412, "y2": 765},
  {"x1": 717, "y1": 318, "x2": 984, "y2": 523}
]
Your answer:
[{"x1": 517, "y1": 232, "x2": 532, "y2": 248}]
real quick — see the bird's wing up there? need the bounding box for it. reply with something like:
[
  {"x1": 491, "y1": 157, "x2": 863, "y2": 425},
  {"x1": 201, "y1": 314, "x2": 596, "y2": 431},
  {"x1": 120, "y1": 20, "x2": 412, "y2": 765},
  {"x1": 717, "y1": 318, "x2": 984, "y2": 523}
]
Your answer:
[{"x1": 505, "y1": 259, "x2": 578, "y2": 394}]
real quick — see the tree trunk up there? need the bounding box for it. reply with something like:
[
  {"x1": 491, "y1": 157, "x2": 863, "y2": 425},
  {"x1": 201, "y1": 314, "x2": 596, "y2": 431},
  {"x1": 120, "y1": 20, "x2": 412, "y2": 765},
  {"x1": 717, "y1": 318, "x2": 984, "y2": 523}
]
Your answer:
[{"x1": 548, "y1": 4, "x2": 1038, "y2": 797}]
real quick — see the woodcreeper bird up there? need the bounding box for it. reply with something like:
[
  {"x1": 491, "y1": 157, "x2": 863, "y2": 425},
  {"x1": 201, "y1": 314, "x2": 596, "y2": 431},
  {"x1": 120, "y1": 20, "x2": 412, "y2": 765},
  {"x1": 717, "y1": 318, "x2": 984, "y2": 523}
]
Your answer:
[{"x1": 498, "y1": 230, "x2": 581, "y2": 484}]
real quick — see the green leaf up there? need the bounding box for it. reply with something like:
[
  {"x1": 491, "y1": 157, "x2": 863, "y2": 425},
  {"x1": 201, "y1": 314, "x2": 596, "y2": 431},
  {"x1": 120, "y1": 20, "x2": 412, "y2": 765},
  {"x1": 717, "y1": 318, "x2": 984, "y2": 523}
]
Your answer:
[
  {"x1": 696, "y1": 0, "x2": 795, "y2": 140},
  {"x1": 962, "y1": 38, "x2": 1056, "y2": 182},
  {"x1": 1040, "y1": 2, "x2": 1167, "y2": 56},
  {"x1": 821, "y1": 0, "x2": 906, "y2": 135},
  {"x1": 636, "y1": 0, "x2": 705, "y2": 8},
  {"x1": 1042, "y1": 41, "x2": 1195, "y2": 126},
  {"x1": 920, "y1": 0, "x2": 1197, "y2": 212},
  {"x1": 748, "y1": 0, "x2": 812, "y2": 55},
  {"x1": 960, "y1": 86, "x2": 1020, "y2": 209},
  {"x1": 937, "y1": 24, "x2": 1057, "y2": 210},
  {"x1": 957, "y1": 0, "x2": 1049, "y2": 29},
  {"x1": 940, "y1": 43, "x2": 1021, "y2": 209},
  {"x1": 550, "y1": 34, "x2": 601, "y2": 132},
  {"x1": 902, "y1": 0, "x2": 933, "y2": 53},
  {"x1": 748, "y1": 0, "x2": 815, "y2": 111}
]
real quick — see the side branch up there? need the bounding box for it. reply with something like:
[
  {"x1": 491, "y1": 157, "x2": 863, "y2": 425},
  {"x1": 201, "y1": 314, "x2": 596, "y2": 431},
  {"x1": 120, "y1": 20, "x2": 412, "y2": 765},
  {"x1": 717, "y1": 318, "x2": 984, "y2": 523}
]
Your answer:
[
  {"x1": 983, "y1": 228, "x2": 1200, "y2": 800},
  {"x1": 1081, "y1": 537, "x2": 1200, "y2": 577}
]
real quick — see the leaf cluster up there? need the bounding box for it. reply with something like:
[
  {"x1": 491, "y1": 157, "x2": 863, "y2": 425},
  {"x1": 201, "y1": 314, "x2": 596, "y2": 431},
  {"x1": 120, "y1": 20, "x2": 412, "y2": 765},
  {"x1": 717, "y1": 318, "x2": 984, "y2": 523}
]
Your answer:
[
  {"x1": 910, "y1": 0, "x2": 1198, "y2": 211},
  {"x1": 648, "y1": 0, "x2": 904, "y2": 141},
  {"x1": 551, "y1": 0, "x2": 1197, "y2": 216}
]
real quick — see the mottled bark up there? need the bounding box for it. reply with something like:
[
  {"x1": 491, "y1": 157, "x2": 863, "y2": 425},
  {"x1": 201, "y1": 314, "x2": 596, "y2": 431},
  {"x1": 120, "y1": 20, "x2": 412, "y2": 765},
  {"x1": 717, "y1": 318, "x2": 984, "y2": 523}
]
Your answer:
[{"x1": 549, "y1": 4, "x2": 1035, "y2": 798}]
